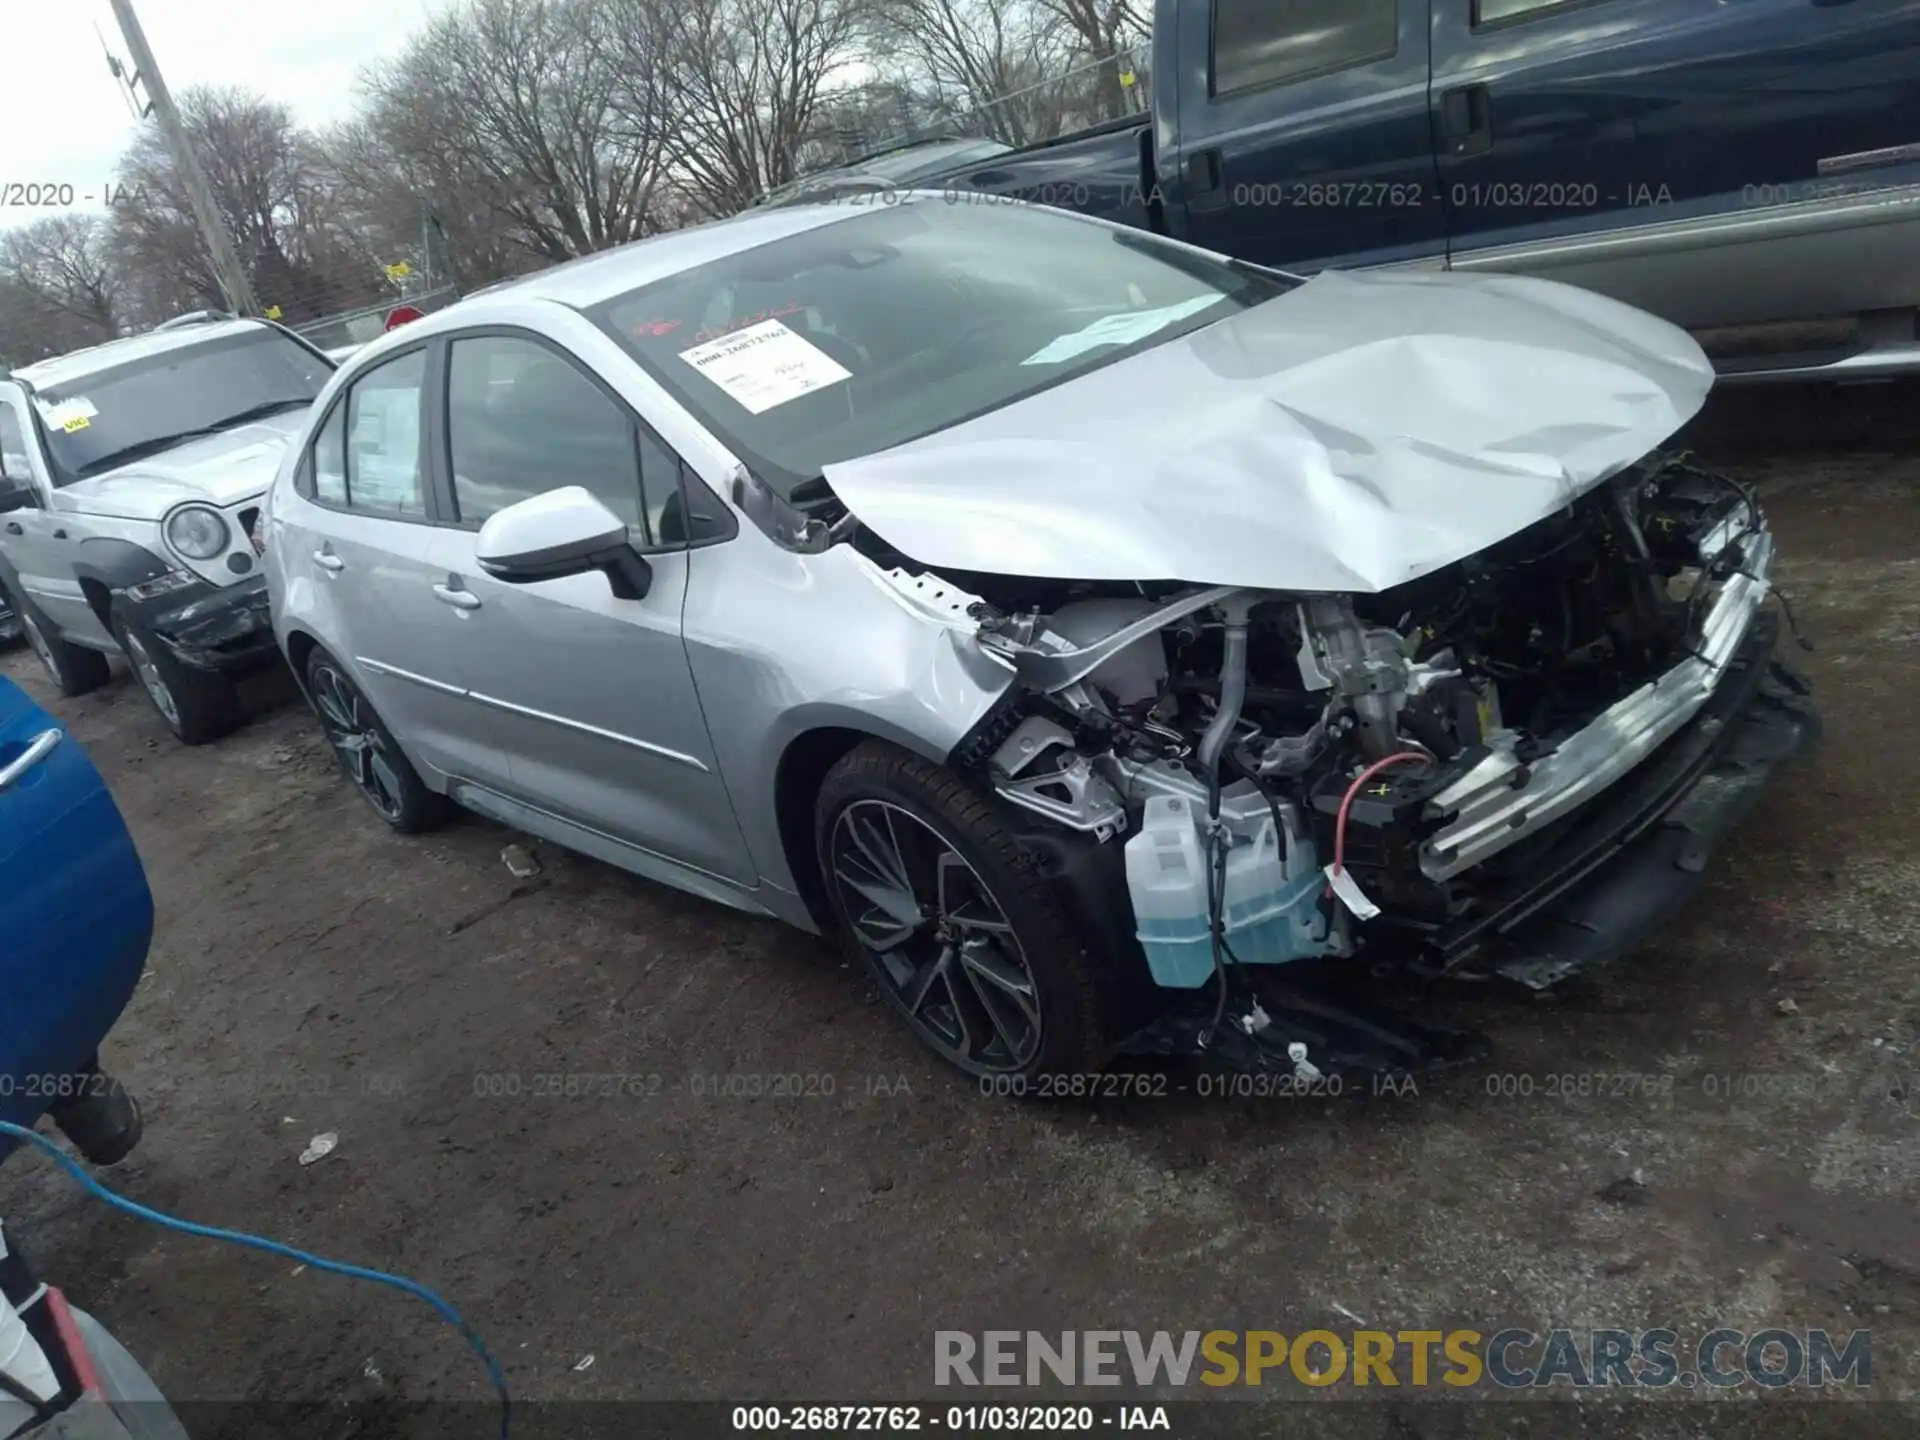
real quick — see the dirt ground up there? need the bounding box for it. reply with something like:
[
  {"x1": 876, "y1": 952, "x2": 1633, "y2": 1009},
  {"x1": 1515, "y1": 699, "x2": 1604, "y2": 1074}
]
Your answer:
[{"x1": 2, "y1": 382, "x2": 1917, "y2": 1439}]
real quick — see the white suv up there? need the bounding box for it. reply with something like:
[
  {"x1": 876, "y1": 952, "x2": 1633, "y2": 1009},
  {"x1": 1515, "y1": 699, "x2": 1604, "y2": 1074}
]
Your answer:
[{"x1": 0, "y1": 318, "x2": 331, "y2": 742}]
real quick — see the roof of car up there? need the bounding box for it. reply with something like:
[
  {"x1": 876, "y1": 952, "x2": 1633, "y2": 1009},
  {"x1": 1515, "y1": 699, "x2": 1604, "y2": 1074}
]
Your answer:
[
  {"x1": 14, "y1": 319, "x2": 268, "y2": 391},
  {"x1": 463, "y1": 202, "x2": 876, "y2": 311}
]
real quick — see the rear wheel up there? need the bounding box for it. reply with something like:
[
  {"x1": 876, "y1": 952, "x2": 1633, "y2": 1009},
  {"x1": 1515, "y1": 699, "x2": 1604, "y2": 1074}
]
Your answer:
[
  {"x1": 17, "y1": 593, "x2": 109, "y2": 697},
  {"x1": 304, "y1": 647, "x2": 447, "y2": 833},
  {"x1": 111, "y1": 608, "x2": 242, "y2": 745},
  {"x1": 815, "y1": 741, "x2": 1110, "y2": 1079}
]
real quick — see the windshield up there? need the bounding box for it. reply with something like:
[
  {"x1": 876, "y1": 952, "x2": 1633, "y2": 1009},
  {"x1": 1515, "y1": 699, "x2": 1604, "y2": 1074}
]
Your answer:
[
  {"x1": 591, "y1": 201, "x2": 1291, "y2": 497},
  {"x1": 32, "y1": 328, "x2": 330, "y2": 484}
]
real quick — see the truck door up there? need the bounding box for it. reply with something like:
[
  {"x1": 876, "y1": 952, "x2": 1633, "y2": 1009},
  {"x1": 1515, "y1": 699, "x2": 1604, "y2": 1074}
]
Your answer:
[
  {"x1": 1166, "y1": 0, "x2": 1446, "y2": 271},
  {"x1": 1431, "y1": 0, "x2": 1920, "y2": 328}
]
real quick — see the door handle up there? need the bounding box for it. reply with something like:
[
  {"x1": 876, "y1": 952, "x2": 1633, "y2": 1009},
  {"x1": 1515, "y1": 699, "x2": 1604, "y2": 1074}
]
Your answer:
[
  {"x1": 1440, "y1": 84, "x2": 1492, "y2": 157},
  {"x1": 3, "y1": 522, "x2": 19, "y2": 535},
  {"x1": 432, "y1": 583, "x2": 481, "y2": 611},
  {"x1": 51, "y1": 529, "x2": 67, "y2": 540},
  {"x1": 0, "y1": 728, "x2": 61, "y2": 792},
  {"x1": 1185, "y1": 146, "x2": 1227, "y2": 213},
  {"x1": 314, "y1": 550, "x2": 344, "y2": 572}
]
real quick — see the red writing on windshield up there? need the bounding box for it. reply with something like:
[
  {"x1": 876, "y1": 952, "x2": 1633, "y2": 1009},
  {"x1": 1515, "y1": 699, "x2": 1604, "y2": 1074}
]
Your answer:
[{"x1": 692, "y1": 301, "x2": 805, "y2": 345}]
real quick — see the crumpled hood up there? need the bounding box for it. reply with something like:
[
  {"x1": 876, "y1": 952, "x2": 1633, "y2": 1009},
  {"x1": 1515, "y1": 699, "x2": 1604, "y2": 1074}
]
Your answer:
[
  {"x1": 58, "y1": 408, "x2": 310, "y2": 521},
  {"x1": 823, "y1": 270, "x2": 1715, "y2": 593}
]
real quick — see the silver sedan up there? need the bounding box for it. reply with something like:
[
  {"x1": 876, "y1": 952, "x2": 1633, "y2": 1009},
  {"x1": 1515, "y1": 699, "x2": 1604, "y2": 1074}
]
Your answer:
[{"x1": 263, "y1": 197, "x2": 1814, "y2": 1079}]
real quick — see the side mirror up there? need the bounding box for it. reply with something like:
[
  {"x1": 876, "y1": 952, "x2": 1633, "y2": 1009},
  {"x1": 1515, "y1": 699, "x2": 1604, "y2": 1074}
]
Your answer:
[
  {"x1": 476, "y1": 486, "x2": 652, "y2": 600},
  {"x1": 0, "y1": 473, "x2": 35, "y2": 515}
]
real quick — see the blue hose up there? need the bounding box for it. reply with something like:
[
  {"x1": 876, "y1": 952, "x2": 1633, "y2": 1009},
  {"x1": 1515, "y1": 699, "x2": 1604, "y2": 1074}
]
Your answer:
[{"x1": 0, "y1": 1119, "x2": 510, "y2": 1439}]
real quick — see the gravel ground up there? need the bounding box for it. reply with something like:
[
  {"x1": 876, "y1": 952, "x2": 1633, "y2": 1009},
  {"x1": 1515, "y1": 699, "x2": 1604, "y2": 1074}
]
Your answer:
[{"x1": 1, "y1": 382, "x2": 1916, "y2": 1440}]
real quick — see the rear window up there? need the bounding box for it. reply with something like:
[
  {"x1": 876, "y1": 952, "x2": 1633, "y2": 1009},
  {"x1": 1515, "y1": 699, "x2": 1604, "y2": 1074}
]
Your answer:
[{"x1": 591, "y1": 201, "x2": 1290, "y2": 498}]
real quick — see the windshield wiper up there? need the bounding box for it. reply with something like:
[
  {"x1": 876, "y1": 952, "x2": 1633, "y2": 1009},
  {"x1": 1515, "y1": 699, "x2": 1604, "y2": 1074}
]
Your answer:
[{"x1": 73, "y1": 398, "x2": 314, "y2": 477}]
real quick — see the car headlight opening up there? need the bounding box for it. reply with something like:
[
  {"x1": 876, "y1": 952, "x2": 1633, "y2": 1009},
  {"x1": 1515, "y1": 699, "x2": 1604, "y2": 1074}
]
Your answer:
[{"x1": 166, "y1": 504, "x2": 230, "y2": 561}]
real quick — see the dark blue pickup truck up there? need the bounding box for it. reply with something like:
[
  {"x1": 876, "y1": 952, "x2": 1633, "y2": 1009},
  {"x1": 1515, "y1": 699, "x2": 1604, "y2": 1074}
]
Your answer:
[{"x1": 927, "y1": 0, "x2": 1920, "y2": 381}]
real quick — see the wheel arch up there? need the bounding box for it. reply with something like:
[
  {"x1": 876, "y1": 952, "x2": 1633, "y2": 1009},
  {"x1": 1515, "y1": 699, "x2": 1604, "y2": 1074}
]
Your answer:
[
  {"x1": 73, "y1": 540, "x2": 171, "y2": 635},
  {"x1": 280, "y1": 625, "x2": 322, "y2": 701},
  {"x1": 772, "y1": 725, "x2": 875, "y2": 933}
]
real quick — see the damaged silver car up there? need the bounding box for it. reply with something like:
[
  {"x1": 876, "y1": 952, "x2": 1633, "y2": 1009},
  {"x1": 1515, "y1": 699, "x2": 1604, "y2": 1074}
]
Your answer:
[{"x1": 264, "y1": 198, "x2": 1818, "y2": 1079}]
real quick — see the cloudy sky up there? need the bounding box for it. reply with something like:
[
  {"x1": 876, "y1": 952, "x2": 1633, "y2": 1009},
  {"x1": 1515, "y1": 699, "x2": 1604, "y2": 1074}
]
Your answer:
[{"x1": 0, "y1": 0, "x2": 443, "y2": 227}]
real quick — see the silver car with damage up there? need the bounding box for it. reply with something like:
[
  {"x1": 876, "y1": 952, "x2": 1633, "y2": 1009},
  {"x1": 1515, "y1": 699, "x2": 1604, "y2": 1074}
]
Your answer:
[
  {"x1": 0, "y1": 320, "x2": 331, "y2": 742},
  {"x1": 263, "y1": 198, "x2": 1818, "y2": 1079}
]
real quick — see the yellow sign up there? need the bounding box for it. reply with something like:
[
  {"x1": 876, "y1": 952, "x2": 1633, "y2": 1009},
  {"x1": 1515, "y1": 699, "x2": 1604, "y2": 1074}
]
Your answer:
[
  {"x1": 263, "y1": 304, "x2": 283, "y2": 321},
  {"x1": 384, "y1": 261, "x2": 412, "y2": 282},
  {"x1": 61, "y1": 415, "x2": 89, "y2": 434}
]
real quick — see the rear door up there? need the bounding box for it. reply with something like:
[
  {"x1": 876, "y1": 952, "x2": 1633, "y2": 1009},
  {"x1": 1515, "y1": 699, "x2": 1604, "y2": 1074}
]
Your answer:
[
  {"x1": 278, "y1": 346, "x2": 516, "y2": 793},
  {"x1": 1432, "y1": 0, "x2": 1920, "y2": 326},
  {"x1": 1166, "y1": 0, "x2": 1446, "y2": 269},
  {"x1": 0, "y1": 677, "x2": 152, "y2": 1135},
  {"x1": 424, "y1": 328, "x2": 756, "y2": 885}
]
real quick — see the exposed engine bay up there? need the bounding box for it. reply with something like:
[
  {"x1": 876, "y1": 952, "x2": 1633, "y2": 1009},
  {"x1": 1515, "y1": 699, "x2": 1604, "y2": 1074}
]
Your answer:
[{"x1": 874, "y1": 455, "x2": 1782, "y2": 998}]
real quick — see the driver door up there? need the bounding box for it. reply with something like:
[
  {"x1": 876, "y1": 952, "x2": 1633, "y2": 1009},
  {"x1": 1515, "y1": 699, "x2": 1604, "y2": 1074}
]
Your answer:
[{"x1": 424, "y1": 329, "x2": 755, "y2": 885}]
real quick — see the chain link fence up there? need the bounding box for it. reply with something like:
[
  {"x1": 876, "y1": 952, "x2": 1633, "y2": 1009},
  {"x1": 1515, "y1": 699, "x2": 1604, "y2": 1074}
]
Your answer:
[{"x1": 806, "y1": 45, "x2": 1152, "y2": 175}]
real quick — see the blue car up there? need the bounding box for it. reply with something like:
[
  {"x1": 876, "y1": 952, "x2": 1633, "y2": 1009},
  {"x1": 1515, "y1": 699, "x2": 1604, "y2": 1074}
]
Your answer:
[{"x1": 0, "y1": 675, "x2": 150, "y2": 1163}]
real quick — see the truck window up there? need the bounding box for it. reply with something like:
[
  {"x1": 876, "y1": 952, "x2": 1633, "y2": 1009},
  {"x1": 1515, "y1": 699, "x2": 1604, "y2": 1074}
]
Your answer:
[
  {"x1": 1476, "y1": 0, "x2": 1582, "y2": 21},
  {"x1": 1212, "y1": 0, "x2": 1398, "y2": 97}
]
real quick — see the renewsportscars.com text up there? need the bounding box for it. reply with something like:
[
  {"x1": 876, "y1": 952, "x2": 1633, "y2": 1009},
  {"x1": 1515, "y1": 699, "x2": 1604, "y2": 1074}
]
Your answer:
[{"x1": 933, "y1": 1328, "x2": 1871, "y2": 1390}]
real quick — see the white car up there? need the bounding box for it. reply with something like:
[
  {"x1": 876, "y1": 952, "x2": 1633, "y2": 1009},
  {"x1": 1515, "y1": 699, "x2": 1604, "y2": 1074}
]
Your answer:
[{"x1": 0, "y1": 318, "x2": 332, "y2": 742}]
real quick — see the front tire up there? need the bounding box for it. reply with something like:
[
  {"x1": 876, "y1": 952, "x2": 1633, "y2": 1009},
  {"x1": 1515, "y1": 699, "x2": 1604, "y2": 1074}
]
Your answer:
[
  {"x1": 815, "y1": 741, "x2": 1111, "y2": 1080},
  {"x1": 17, "y1": 592, "x2": 109, "y2": 697},
  {"x1": 111, "y1": 607, "x2": 241, "y2": 745},
  {"x1": 304, "y1": 647, "x2": 448, "y2": 833}
]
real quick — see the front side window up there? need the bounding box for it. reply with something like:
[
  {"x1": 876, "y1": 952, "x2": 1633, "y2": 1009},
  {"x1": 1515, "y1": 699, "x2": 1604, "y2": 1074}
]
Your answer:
[
  {"x1": 591, "y1": 200, "x2": 1291, "y2": 499},
  {"x1": 342, "y1": 350, "x2": 427, "y2": 516},
  {"x1": 30, "y1": 327, "x2": 330, "y2": 486},
  {"x1": 445, "y1": 334, "x2": 645, "y2": 532},
  {"x1": 1212, "y1": 0, "x2": 1398, "y2": 96},
  {"x1": 0, "y1": 403, "x2": 31, "y2": 483}
]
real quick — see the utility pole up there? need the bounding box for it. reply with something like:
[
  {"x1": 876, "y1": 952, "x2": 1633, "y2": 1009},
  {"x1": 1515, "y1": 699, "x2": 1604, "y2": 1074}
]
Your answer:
[{"x1": 105, "y1": 0, "x2": 259, "y2": 316}]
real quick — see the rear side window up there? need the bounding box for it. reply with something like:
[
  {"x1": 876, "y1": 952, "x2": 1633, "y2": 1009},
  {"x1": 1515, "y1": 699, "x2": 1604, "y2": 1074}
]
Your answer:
[
  {"x1": 1212, "y1": 0, "x2": 1398, "y2": 96},
  {"x1": 303, "y1": 350, "x2": 427, "y2": 516},
  {"x1": 311, "y1": 404, "x2": 347, "y2": 505},
  {"x1": 345, "y1": 351, "x2": 427, "y2": 516}
]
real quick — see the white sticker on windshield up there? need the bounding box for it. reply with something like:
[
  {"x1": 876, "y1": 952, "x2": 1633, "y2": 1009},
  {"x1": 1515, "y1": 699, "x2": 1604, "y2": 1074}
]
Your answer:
[
  {"x1": 679, "y1": 319, "x2": 850, "y2": 415},
  {"x1": 1021, "y1": 295, "x2": 1224, "y2": 367},
  {"x1": 35, "y1": 396, "x2": 99, "y2": 432}
]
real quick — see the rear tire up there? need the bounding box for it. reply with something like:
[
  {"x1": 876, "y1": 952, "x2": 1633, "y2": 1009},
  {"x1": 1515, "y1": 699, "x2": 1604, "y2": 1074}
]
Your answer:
[
  {"x1": 304, "y1": 646, "x2": 448, "y2": 833},
  {"x1": 814, "y1": 740, "x2": 1111, "y2": 1080},
  {"x1": 111, "y1": 607, "x2": 242, "y2": 745},
  {"x1": 17, "y1": 592, "x2": 109, "y2": 697}
]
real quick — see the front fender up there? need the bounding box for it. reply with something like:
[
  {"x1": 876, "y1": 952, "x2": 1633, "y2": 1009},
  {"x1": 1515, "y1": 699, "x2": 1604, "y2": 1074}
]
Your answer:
[{"x1": 685, "y1": 536, "x2": 1015, "y2": 894}]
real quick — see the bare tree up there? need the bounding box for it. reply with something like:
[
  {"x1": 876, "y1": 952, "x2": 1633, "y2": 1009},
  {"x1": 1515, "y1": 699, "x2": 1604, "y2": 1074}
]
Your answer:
[
  {"x1": 110, "y1": 86, "x2": 389, "y2": 324},
  {"x1": 0, "y1": 215, "x2": 121, "y2": 340},
  {"x1": 362, "y1": 0, "x2": 673, "y2": 268},
  {"x1": 1036, "y1": 0, "x2": 1148, "y2": 121},
  {"x1": 317, "y1": 116, "x2": 527, "y2": 291},
  {"x1": 648, "y1": 0, "x2": 875, "y2": 215}
]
